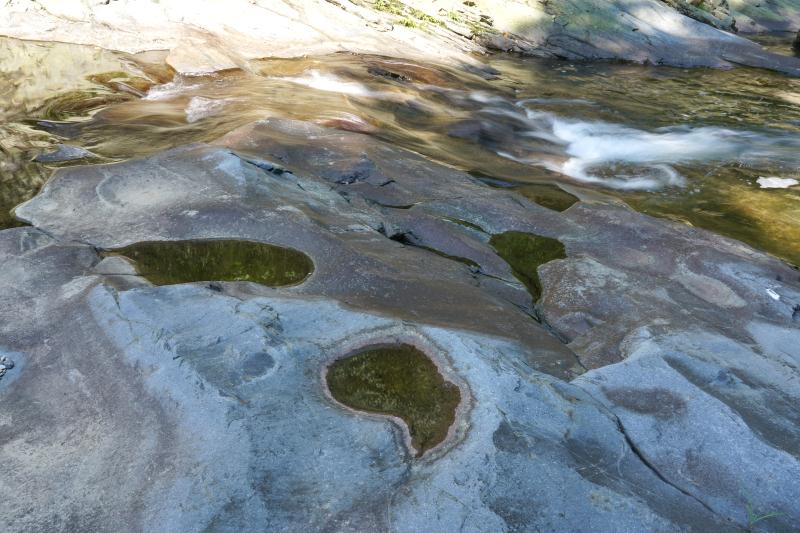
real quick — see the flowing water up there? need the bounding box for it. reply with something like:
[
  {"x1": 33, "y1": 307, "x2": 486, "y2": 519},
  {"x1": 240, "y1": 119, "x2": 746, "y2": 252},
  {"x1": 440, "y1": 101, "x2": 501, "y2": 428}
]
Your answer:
[{"x1": 2, "y1": 36, "x2": 799, "y2": 265}]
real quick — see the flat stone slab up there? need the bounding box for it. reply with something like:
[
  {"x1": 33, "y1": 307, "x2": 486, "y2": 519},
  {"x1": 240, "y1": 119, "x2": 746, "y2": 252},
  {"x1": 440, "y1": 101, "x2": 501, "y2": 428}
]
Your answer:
[
  {"x1": 4, "y1": 118, "x2": 800, "y2": 530},
  {"x1": 0, "y1": 229, "x2": 738, "y2": 531}
]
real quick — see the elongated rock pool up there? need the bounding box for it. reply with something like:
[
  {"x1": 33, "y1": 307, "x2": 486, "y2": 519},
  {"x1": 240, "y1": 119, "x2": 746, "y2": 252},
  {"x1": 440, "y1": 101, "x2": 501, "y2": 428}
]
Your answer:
[{"x1": 103, "y1": 239, "x2": 313, "y2": 287}]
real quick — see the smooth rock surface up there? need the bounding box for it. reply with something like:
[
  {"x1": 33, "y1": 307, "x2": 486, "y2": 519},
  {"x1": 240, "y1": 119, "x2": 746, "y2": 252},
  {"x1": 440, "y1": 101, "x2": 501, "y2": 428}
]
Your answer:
[
  {"x1": 0, "y1": 228, "x2": 737, "y2": 531},
  {"x1": 3, "y1": 118, "x2": 800, "y2": 531},
  {"x1": 2, "y1": 0, "x2": 800, "y2": 74}
]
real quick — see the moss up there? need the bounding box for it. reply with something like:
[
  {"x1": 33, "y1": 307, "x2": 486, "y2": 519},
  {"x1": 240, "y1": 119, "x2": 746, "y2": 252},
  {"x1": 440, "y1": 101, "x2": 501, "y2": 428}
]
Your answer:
[
  {"x1": 373, "y1": 0, "x2": 442, "y2": 28},
  {"x1": 516, "y1": 183, "x2": 579, "y2": 212},
  {"x1": 374, "y1": 0, "x2": 403, "y2": 15},
  {"x1": 409, "y1": 7, "x2": 442, "y2": 26},
  {"x1": 104, "y1": 239, "x2": 313, "y2": 287},
  {"x1": 490, "y1": 231, "x2": 566, "y2": 301},
  {"x1": 326, "y1": 344, "x2": 460, "y2": 457}
]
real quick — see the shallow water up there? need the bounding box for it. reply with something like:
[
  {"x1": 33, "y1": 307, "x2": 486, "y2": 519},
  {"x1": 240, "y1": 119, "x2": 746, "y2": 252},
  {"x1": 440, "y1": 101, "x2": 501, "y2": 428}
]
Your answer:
[
  {"x1": 490, "y1": 232, "x2": 567, "y2": 303},
  {"x1": 2, "y1": 36, "x2": 799, "y2": 264},
  {"x1": 104, "y1": 240, "x2": 313, "y2": 287},
  {"x1": 325, "y1": 344, "x2": 460, "y2": 457}
]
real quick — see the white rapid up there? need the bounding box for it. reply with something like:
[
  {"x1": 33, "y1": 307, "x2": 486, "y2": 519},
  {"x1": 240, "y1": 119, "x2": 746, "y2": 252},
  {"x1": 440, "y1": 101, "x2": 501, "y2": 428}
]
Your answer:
[{"x1": 492, "y1": 101, "x2": 800, "y2": 190}]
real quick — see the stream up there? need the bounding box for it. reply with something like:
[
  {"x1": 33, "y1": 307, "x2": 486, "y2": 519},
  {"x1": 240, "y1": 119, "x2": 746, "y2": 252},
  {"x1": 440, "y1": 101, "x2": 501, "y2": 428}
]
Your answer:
[{"x1": 2, "y1": 35, "x2": 799, "y2": 265}]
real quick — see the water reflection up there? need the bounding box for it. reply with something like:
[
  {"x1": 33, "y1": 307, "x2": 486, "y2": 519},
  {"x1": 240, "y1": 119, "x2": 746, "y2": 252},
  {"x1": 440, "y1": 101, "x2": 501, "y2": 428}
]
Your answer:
[{"x1": 0, "y1": 37, "x2": 170, "y2": 229}]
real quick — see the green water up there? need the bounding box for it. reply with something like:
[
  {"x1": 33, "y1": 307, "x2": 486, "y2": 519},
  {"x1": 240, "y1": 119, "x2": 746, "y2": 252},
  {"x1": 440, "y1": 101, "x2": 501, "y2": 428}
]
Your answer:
[
  {"x1": 326, "y1": 344, "x2": 460, "y2": 457},
  {"x1": 104, "y1": 240, "x2": 313, "y2": 287},
  {"x1": 490, "y1": 232, "x2": 567, "y2": 302},
  {"x1": 2, "y1": 35, "x2": 800, "y2": 265},
  {"x1": 515, "y1": 183, "x2": 579, "y2": 212}
]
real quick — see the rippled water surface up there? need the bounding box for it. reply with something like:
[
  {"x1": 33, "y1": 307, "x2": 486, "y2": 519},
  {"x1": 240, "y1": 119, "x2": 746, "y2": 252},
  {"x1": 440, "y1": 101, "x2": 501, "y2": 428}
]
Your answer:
[{"x1": 2, "y1": 36, "x2": 799, "y2": 264}]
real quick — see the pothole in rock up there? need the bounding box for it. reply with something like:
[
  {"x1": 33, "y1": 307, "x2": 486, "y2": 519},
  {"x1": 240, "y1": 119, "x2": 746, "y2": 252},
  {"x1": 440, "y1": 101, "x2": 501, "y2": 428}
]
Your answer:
[
  {"x1": 102, "y1": 239, "x2": 313, "y2": 287},
  {"x1": 325, "y1": 344, "x2": 461, "y2": 458},
  {"x1": 490, "y1": 231, "x2": 566, "y2": 301},
  {"x1": 515, "y1": 183, "x2": 579, "y2": 212}
]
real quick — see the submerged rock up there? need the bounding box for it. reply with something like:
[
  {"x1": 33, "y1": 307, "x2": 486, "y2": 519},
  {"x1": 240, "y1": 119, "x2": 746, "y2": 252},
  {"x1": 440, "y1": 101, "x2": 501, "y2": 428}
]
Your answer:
[{"x1": 33, "y1": 143, "x2": 97, "y2": 164}]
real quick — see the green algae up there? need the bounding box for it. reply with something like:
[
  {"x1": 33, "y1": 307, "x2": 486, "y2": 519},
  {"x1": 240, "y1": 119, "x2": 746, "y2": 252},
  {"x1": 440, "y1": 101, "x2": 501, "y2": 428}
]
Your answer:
[
  {"x1": 326, "y1": 344, "x2": 461, "y2": 457},
  {"x1": 490, "y1": 231, "x2": 566, "y2": 301},
  {"x1": 516, "y1": 183, "x2": 579, "y2": 212},
  {"x1": 105, "y1": 239, "x2": 313, "y2": 287}
]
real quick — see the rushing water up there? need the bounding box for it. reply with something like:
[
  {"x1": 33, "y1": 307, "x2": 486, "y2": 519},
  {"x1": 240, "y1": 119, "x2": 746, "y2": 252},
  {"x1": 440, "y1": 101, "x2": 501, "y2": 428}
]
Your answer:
[{"x1": 2, "y1": 36, "x2": 799, "y2": 265}]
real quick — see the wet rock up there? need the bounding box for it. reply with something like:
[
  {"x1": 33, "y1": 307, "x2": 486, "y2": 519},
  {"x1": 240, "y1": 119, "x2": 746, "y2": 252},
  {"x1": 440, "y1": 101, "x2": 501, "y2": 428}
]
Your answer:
[{"x1": 33, "y1": 144, "x2": 97, "y2": 164}]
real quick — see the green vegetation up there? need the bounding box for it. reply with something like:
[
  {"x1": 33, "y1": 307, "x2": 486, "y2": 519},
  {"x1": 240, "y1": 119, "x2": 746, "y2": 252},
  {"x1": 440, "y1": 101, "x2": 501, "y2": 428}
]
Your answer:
[
  {"x1": 326, "y1": 344, "x2": 460, "y2": 457},
  {"x1": 490, "y1": 231, "x2": 566, "y2": 301},
  {"x1": 373, "y1": 0, "x2": 442, "y2": 28},
  {"x1": 105, "y1": 239, "x2": 313, "y2": 287},
  {"x1": 374, "y1": 0, "x2": 403, "y2": 15},
  {"x1": 746, "y1": 500, "x2": 783, "y2": 531},
  {"x1": 408, "y1": 7, "x2": 441, "y2": 25}
]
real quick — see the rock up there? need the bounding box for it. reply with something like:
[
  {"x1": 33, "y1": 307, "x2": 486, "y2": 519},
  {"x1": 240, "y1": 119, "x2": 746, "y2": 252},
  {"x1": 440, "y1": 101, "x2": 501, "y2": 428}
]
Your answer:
[
  {"x1": 3, "y1": 118, "x2": 800, "y2": 530},
  {"x1": 166, "y1": 41, "x2": 241, "y2": 75},
  {"x1": 33, "y1": 144, "x2": 97, "y2": 164},
  {"x1": 1, "y1": 0, "x2": 800, "y2": 75},
  {"x1": 658, "y1": 0, "x2": 736, "y2": 31},
  {"x1": 0, "y1": 231, "x2": 739, "y2": 531}
]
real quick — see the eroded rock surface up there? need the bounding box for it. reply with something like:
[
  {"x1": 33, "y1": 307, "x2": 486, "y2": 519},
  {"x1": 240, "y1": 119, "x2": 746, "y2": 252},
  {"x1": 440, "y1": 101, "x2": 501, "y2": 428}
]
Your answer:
[{"x1": 3, "y1": 118, "x2": 800, "y2": 531}]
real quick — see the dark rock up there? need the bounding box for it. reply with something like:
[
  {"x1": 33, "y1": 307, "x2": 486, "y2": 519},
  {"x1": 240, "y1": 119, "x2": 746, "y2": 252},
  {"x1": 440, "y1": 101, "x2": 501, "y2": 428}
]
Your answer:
[{"x1": 33, "y1": 144, "x2": 96, "y2": 164}]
